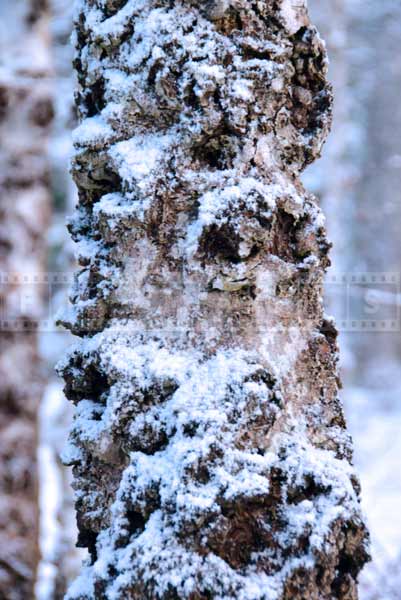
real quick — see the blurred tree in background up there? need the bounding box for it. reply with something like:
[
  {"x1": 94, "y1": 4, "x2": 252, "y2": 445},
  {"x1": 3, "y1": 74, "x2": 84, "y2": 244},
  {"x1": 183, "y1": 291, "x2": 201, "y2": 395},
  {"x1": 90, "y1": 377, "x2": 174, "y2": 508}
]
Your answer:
[
  {"x1": 0, "y1": 1, "x2": 52, "y2": 597},
  {"x1": 308, "y1": 1, "x2": 401, "y2": 598}
]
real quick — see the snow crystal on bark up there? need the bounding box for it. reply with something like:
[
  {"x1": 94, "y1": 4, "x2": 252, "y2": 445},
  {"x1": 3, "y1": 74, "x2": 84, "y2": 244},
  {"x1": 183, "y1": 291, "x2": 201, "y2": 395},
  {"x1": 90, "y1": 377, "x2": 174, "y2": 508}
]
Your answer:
[{"x1": 61, "y1": 0, "x2": 370, "y2": 598}]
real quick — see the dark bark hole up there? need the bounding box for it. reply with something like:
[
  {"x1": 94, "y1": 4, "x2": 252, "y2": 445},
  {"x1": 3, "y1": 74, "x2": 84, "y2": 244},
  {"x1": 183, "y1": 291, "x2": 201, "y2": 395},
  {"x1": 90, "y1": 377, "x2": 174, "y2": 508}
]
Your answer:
[
  {"x1": 292, "y1": 26, "x2": 309, "y2": 43},
  {"x1": 107, "y1": 564, "x2": 117, "y2": 578},
  {"x1": 126, "y1": 510, "x2": 146, "y2": 536},
  {"x1": 245, "y1": 369, "x2": 276, "y2": 389},
  {"x1": 88, "y1": 366, "x2": 109, "y2": 402},
  {"x1": 164, "y1": 585, "x2": 181, "y2": 600},
  {"x1": 63, "y1": 360, "x2": 109, "y2": 404},
  {"x1": 203, "y1": 148, "x2": 223, "y2": 168},
  {"x1": 212, "y1": 507, "x2": 268, "y2": 569},
  {"x1": 248, "y1": 244, "x2": 261, "y2": 259},
  {"x1": 129, "y1": 430, "x2": 169, "y2": 455},
  {"x1": 148, "y1": 62, "x2": 161, "y2": 87},
  {"x1": 196, "y1": 464, "x2": 210, "y2": 484},
  {"x1": 191, "y1": 135, "x2": 237, "y2": 170},
  {"x1": 185, "y1": 81, "x2": 200, "y2": 110},
  {"x1": 77, "y1": 527, "x2": 98, "y2": 563},
  {"x1": 242, "y1": 48, "x2": 272, "y2": 61},
  {"x1": 142, "y1": 380, "x2": 179, "y2": 407},
  {"x1": 306, "y1": 89, "x2": 332, "y2": 131},
  {"x1": 87, "y1": 168, "x2": 123, "y2": 204},
  {"x1": 103, "y1": 0, "x2": 128, "y2": 18},
  {"x1": 213, "y1": 88, "x2": 221, "y2": 107},
  {"x1": 211, "y1": 7, "x2": 243, "y2": 35},
  {"x1": 183, "y1": 421, "x2": 199, "y2": 437},
  {"x1": 287, "y1": 475, "x2": 330, "y2": 505},
  {"x1": 199, "y1": 223, "x2": 241, "y2": 263},
  {"x1": 337, "y1": 553, "x2": 359, "y2": 580},
  {"x1": 331, "y1": 548, "x2": 364, "y2": 597},
  {"x1": 85, "y1": 78, "x2": 106, "y2": 117},
  {"x1": 255, "y1": 213, "x2": 272, "y2": 229},
  {"x1": 271, "y1": 209, "x2": 297, "y2": 262},
  {"x1": 187, "y1": 590, "x2": 212, "y2": 600},
  {"x1": 319, "y1": 318, "x2": 338, "y2": 350}
]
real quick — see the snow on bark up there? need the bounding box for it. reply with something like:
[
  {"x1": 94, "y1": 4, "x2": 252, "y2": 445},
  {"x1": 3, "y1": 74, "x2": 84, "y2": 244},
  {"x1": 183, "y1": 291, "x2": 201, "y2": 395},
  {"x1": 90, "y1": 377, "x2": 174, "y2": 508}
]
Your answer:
[
  {"x1": 61, "y1": 1, "x2": 370, "y2": 598},
  {"x1": 0, "y1": 1, "x2": 52, "y2": 597}
]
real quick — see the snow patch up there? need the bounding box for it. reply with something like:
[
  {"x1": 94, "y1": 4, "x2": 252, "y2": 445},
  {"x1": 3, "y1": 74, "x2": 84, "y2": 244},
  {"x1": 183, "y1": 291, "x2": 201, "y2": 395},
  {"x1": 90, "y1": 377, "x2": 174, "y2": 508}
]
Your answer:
[{"x1": 280, "y1": 0, "x2": 310, "y2": 35}]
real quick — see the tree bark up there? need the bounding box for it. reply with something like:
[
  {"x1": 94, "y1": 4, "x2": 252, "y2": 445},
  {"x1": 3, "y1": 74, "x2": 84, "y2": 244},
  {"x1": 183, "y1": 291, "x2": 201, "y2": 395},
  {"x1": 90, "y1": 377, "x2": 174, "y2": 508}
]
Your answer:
[
  {"x1": 0, "y1": 1, "x2": 52, "y2": 597},
  {"x1": 61, "y1": 1, "x2": 370, "y2": 598}
]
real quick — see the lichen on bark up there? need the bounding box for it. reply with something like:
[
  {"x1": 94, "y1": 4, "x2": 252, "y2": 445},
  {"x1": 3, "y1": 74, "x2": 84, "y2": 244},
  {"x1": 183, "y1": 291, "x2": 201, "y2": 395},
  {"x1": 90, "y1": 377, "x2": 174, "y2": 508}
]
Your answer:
[{"x1": 60, "y1": 1, "x2": 370, "y2": 598}]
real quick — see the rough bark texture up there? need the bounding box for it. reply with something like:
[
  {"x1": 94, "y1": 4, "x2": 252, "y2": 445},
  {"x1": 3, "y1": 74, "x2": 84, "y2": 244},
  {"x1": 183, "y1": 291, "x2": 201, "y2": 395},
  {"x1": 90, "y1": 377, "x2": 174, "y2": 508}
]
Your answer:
[
  {"x1": 61, "y1": 1, "x2": 370, "y2": 598},
  {"x1": 0, "y1": 1, "x2": 52, "y2": 597}
]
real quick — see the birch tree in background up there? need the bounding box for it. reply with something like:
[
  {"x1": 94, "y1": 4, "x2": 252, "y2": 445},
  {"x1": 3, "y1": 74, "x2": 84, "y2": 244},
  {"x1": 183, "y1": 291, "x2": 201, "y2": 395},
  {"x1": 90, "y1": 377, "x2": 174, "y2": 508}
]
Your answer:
[
  {"x1": 307, "y1": 2, "x2": 401, "y2": 599},
  {"x1": 0, "y1": 1, "x2": 53, "y2": 597},
  {"x1": 304, "y1": 0, "x2": 353, "y2": 282},
  {"x1": 34, "y1": 2, "x2": 83, "y2": 597},
  {"x1": 308, "y1": 0, "x2": 401, "y2": 381},
  {"x1": 347, "y1": 6, "x2": 401, "y2": 596},
  {"x1": 60, "y1": 1, "x2": 369, "y2": 598},
  {"x1": 346, "y1": 0, "x2": 401, "y2": 377}
]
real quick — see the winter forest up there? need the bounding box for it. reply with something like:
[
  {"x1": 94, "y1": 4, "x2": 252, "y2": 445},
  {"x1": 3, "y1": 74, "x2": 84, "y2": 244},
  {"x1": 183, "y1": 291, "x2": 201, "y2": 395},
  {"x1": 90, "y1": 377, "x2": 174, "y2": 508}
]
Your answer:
[{"x1": 0, "y1": 0, "x2": 400, "y2": 599}]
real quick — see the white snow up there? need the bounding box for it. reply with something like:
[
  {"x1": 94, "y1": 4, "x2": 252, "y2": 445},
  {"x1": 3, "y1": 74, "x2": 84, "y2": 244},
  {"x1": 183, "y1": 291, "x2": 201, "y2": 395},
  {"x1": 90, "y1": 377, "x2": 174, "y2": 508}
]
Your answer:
[
  {"x1": 62, "y1": 326, "x2": 363, "y2": 599},
  {"x1": 72, "y1": 115, "x2": 113, "y2": 147},
  {"x1": 279, "y1": 0, "x2": 310, "y2": 35},
  {"x1": 109, "y1": 133, "x2": 173, "y2": 191},
  {"x1": 185, "y1": 177, "x2": 278, "y2": 256}
]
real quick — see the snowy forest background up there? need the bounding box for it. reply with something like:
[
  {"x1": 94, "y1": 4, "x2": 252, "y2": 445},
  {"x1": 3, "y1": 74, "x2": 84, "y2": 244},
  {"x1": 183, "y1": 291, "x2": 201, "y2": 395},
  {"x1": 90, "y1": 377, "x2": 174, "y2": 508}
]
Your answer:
[{"x1": 0, "y1": 0, "x2": 400, "y2": 598}]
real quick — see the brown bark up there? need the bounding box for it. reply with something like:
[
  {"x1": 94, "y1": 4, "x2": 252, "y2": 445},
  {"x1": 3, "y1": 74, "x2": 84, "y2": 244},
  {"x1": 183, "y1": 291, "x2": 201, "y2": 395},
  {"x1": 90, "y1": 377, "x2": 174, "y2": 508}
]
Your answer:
[
  {"x1": 0, "y1": 1, "x2": 52, "y2": 597},
  {"x1": 61, "y1": 1, "x2": 370, "y2": 598}
]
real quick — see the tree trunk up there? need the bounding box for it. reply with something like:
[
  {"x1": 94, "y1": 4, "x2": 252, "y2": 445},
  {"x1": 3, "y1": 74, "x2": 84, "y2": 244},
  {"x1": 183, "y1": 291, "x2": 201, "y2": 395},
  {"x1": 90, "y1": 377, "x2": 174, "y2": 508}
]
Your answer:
[
  {"x1": 0, "y1": 1, "x2": 52, "y2": 597},
  {"x1": 61, "y1": 1, "x2": 370, "y2": 598}
]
